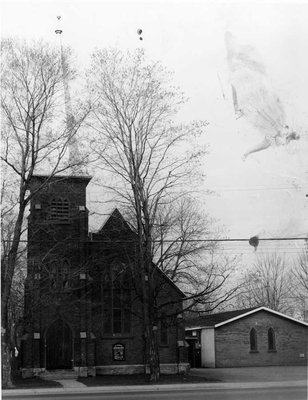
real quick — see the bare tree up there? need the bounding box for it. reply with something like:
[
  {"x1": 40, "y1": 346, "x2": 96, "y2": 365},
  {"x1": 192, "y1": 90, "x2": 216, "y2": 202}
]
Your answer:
[
  {"x1": 236, "y1": 253, "x2": 293, "y2": 313},
  {"x1": 150, "y1": 196, "x2": 239, "y2": 310},
  {"x1": 86, "y1": 47, "x2": 233, "y2": 381},
  {"x1": 291, "y1": 251, "x2": 308, "y2": 321},
  {"x1": 1, "y1": 38, "x2": 89, "y2": 387}
]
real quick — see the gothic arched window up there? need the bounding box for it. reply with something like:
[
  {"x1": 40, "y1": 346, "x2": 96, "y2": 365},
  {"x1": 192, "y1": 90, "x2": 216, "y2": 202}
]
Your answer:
[
  {"x1": 103, "y1": 261, "x2": 131, "y2": 335},
  {"x1": 160, "y1": 315, "x2": 169, "y2": 346},
  {"x1": 49, "y1": 197, "x2": 70, "y2": 222},
  {"x1": 250, "y1": 328, "x2": 258, "y2": 352},
  {"x1": 50, "y1": 261, "x2": 58, "y2": 289},
  {"x1": 49, "y1": 260, "x2": 71, "y2": 291},
  {"x1": 268, "y1": 328, "x2": 276, "y2": 351},
  {"x1": 62, "y1": 260, "x2": 70, "y2": 289}
]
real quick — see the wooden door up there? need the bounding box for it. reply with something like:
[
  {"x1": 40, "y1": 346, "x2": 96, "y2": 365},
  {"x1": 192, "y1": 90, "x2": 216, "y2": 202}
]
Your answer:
[{"x1": 46, "y1": 320, "x2": 72, "y2": 369}]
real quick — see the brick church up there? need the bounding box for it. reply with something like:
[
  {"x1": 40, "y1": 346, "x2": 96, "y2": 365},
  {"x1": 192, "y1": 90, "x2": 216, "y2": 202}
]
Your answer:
[{"x1": 21, "y1": 174, "x2": 188, "y2": 378}]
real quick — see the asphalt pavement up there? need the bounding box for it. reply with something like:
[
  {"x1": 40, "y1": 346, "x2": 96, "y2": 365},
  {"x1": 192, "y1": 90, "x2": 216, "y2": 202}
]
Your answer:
[
  {"x1": 2, "y1": 386, "x2": 307, "y2": 400},
  {"x1": 2, "y1": 366, "x2": 307, "y2": 398}
]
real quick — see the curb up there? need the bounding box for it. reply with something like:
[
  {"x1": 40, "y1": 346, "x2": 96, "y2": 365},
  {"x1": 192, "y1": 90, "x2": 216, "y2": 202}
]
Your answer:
[{"x1": 3, "y1": 380, "x2": 307, "y2": 396}]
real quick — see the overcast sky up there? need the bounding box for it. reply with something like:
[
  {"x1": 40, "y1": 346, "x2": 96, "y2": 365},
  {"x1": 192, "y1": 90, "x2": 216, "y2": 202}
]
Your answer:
[{"x1": 1, "y1": 0, "x2": 308, "y2": 258}]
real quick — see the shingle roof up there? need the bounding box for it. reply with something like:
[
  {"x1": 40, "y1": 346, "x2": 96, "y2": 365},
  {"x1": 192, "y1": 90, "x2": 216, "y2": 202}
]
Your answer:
[
  {"x1": 186, "y1": 307, "x2": 258, "y2": 328},
  {"x1": 186, "y1": 306, "x2": 308, "y2": 329}
]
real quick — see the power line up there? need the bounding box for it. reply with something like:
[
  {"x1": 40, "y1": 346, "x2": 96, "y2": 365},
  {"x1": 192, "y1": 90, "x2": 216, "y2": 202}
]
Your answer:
[
  {"x1": 205, "y1": 186, "x2": 303, "y2": 192},
  {"x1": 2, "y1": 237, "x2": 307, "y2": 244}
]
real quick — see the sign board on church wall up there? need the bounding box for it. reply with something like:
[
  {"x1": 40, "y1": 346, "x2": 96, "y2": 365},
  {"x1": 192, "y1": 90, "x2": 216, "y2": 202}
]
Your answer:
[{"x1": 113, "y1": 343, "x2": 125, "y2": 361}]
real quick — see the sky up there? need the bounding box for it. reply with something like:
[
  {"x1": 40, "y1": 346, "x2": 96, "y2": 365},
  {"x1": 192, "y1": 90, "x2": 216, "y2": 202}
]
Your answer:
[{"x1": 1, "y1": 0, "x2": 308, "y2": 259}]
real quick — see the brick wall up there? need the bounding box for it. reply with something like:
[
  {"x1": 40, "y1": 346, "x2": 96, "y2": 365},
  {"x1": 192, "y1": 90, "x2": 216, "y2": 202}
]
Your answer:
[
  {"x1": 92, "y1": 293, "x2": 183, "y2": 366},
  {"x1": 215, "y1": 310, "x2": 307, "y2": 367},
  {"x1": 23, "y1": 176, "x2": 186, "y2": 374}
]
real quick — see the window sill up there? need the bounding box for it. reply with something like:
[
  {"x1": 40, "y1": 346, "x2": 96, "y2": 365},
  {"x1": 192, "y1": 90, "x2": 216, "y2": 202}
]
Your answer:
[
  {"x1": 249, "y1": 350, "x2": 259, "y2": 353},
  {"x1": 268, "y1": 349, "x2": 277, "y2": 353},
  {"x1": 159, "y1": 344, "x2": 169, "y2": 348}
]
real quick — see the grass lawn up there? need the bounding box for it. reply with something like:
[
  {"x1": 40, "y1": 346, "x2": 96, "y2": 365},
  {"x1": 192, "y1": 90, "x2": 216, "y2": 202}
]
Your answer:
[
  {"x1": 78, "y1": 373, "x2": 221, "y2": 386},
  {"x1": 5, "y1": 376, "x2": 63, "y2": 390},
  {"x1": 4, "y1": 372, "x2": 221, "y2": 389}
]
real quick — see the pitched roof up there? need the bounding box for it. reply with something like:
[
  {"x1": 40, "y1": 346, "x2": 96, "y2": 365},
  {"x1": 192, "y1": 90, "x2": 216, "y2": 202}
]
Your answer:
[
  {"x1": 186, "y1": 307, "x2": 308, "y2": 330},
  {"x1": 156, "y1": 267, "x2": 186, "y2": 298},
  {"x1": 98, "y1": 208, "x2": 133, "y2": 235},
  {"x1": 186, "y1": 307, "x2": 257, "y2": 329},
  {"x1": 94, "y1": 208, "x2": 186, "y2": 298}
]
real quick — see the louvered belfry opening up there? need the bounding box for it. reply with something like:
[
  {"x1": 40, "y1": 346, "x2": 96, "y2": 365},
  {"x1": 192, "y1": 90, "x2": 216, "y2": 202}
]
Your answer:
[{"x1": 49, "y1": 197, "x2": 70, "y2": 222}]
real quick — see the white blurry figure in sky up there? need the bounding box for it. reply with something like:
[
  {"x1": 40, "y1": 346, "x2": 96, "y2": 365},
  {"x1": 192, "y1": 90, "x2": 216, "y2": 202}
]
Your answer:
[{"x1": 225, "y1": 32, "x2": 300, "y2": 160}]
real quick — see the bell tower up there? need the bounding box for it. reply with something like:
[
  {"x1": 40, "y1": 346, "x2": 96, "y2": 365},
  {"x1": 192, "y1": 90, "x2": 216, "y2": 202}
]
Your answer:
[
  {"x1": 23, "y1": 175, "x2": 92, "y2": 376},
  {"x1": 27, "y1": 174, "x2": 91, "y2": 270}
]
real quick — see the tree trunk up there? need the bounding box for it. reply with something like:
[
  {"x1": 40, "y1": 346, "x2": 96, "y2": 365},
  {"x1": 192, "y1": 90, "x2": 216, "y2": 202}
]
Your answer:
[
  {"x1": 139, "y1": 251, "x2": 161, "y2": 382},
  {"x1": 132, "y1": 176, "x2": 161, "y2": 382},
  {"x1": 1, "y1": 202, "x2": 26, "y2": 389},
  {"x1": 147, "y1": 325, "x2": 160, "y2": 383},
  {"x1": 1, "y1": 322, "x2": 13, "y2": 388}
]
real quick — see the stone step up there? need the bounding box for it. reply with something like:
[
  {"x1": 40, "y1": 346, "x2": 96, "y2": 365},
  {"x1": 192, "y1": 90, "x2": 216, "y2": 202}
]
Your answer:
[{"x1": 41, "y1": 369, "x2": 79, "y2": 380}]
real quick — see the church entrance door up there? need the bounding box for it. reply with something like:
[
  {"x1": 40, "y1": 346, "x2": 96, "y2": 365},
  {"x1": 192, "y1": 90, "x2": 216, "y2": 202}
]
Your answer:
[{"x1": 46, "y1": 319, "x2": 72, "y2": 369}]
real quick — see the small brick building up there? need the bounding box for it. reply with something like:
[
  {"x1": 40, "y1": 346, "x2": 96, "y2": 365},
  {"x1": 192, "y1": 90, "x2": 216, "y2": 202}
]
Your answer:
[
  {"x1": 22, "y1": 174, "x2": 188, "y2": 377},
  {"x1": 186, "y1": 307, "x2": 308, "y2": 368}
]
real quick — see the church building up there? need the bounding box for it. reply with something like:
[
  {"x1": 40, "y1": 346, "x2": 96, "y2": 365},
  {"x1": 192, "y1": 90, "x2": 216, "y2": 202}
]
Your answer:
[{"x1": 21, "y1": 174, "x2": 188, "y2": 378}]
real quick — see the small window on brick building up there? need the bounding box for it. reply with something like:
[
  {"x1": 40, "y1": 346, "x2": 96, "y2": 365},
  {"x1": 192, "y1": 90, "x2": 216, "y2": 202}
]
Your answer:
[
  {"x1": 49, "y1": 197, "x2": 70, "y2": 222},
  {"x1": 250, "y1": 328, "x2": 258, "y2": 352},
  {"x1": 268, "y1": 328, "x2": 276, "y2": 351},
  {"x1": 160, "y1": 318, "x2": 169, "y2": 346}
]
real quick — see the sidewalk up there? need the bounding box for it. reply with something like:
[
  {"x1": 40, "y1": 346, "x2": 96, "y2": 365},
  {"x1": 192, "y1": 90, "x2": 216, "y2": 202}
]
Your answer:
[
  {"x1": 3, "y1": 380, "x2": 307, "y2": 397},
  {"x1": 3, "y1": 366, "x2": 307, "y2": 397}
]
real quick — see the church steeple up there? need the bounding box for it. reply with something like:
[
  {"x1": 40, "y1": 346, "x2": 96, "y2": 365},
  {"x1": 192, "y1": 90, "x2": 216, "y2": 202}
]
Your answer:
[{"x1": 55, "y1": 16, "x2": 84, "y2": 174}]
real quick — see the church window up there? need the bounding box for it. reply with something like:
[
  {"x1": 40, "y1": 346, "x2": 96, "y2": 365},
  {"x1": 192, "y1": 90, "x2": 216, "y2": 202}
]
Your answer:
[
  {"x1": 50, "y1": 262, "x2": 57, "y2": 289},
  {"x1": 268, "y1": 328, "x2": 276, "y2": 351},
  {"x1": 62, "y1": 260, "x2": 70, "y2": 289},
  {"x1": 49, "y1": 197, "x2": 70, "y2": 222},
  {"x1": 49, "y1": 260, "x2": 71, "y2": 290},
  {"x1": 103, "y1": 261, "x2": 131, "y2": 335},
  {"x1": 160, "y1": 317, "x2": 169, "y2": 346},
  {"x1": 249, "y1": 328, "x2": 258, "y2": 352}
]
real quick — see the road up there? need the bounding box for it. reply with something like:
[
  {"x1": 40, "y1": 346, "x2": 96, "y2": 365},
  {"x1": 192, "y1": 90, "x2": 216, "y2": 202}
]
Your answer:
[{"x1": 3, "y1": 386, "x2": 307, "y2": 400}]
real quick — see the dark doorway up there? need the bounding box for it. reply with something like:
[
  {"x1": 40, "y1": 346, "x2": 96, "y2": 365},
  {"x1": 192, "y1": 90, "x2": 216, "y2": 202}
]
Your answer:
[
  {"x1": 46, "y1": 319, "x2": 72, "y2": 369},
  {"x1": 187, "y1": 338, "x2": 201, "y2": 368}
]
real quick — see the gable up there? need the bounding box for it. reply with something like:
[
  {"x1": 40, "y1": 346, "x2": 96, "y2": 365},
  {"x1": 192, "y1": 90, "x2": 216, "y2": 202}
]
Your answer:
[
  {"x1": 91, "y1": 209, "x2": 185, "y2": 299},
  {"x1": 215, "y1": 307, "x2": 308, "y2": 329},
  {"x1": 186, "y1": 307, "x2": 308, "y2": 330},
  {"x1": 98, "y1": 208, "x2": 134, "y2": 236}
]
